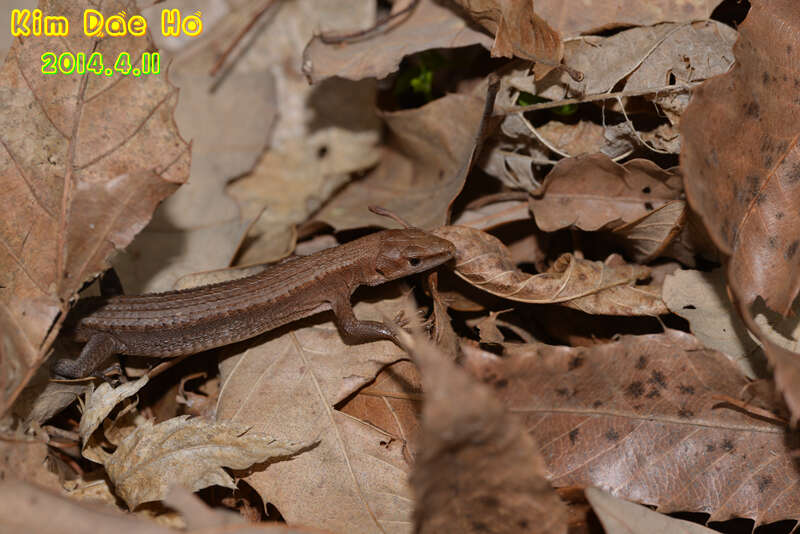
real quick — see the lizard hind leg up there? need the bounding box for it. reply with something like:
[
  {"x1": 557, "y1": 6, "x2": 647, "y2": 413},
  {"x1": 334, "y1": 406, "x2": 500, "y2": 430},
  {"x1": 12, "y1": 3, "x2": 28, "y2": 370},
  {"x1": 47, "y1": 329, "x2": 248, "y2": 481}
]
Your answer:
[{"x1": 52, "y1": 332, "x2": 125, "y2": 380}]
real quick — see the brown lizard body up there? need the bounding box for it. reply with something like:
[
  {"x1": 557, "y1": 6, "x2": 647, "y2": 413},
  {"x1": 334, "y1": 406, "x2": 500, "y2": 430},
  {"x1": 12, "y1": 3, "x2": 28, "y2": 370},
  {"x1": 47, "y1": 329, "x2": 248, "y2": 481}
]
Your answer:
[{"x1": 53, "y1": 228, "x2": 454, "y2": 378}]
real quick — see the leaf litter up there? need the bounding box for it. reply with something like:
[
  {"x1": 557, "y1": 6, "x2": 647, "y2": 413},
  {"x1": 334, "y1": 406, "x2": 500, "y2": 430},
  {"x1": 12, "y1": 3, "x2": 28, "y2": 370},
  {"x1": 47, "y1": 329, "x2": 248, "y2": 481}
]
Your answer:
[{"x1": 4, "y1": 0, "x2": 800, "y2": 533}]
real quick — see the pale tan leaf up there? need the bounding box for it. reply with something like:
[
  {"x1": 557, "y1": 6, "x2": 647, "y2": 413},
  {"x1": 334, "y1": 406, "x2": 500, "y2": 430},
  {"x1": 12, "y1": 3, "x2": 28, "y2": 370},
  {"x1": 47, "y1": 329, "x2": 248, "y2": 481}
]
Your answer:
[
  {"x1": 0, "y1": 0, "x2": 190, "y2": 412},
  {"x1": 586, "y1": 487, "x2": 718, "y2": 534},
  {"x1": 106, "y1": 415, "x2": 304, "y2": 509},
  {"x1": 434, "y1": 226, "x2": 657, "y2": 315},
  {"x1": 461, "y1": 330, "x2": 800, "y2": 524},
  {"x1": 318, "y1": 92, "x2": 486, "y2": 231},
  {"x1": 303, "y1": 0, "x2": 491, "y2": 83},
  {"x1": 536, "y1": 0, "x2": 723, "y2": 39},
  {"x1": 79, "y1": 376, "x2": 149, "y2": 464},
  {"x1": 400, "y1": 331, "x2": 567, "y2": 534},
  {"x1": 663, "y1": 269, "x2": 764, "y2": 378},
  {"x1": 217, "y1": 296, "x2": 414, "y2": 534},
  {"x1": 0, "y1": 479, "x2": 316, "y2": 534}
]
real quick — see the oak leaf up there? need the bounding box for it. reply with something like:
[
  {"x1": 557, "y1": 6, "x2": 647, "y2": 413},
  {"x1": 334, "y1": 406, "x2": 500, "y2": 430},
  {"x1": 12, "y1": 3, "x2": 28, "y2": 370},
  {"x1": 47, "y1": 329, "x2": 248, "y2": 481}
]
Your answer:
[{"x1": 462, "y1": 330, "x2": 800, "y2": 524}]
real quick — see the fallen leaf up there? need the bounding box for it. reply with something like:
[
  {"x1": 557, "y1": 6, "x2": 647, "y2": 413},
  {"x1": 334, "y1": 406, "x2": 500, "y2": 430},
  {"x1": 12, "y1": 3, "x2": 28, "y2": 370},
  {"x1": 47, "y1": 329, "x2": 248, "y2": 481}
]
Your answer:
[
  {"x1": 217, "y1": 296, "x2": 414, "y2": 533},
  {"x1": 451, "y1": 0, "x2": 563, "y2": 66},
  {"x1": 400, "y1": 329, "x2": 567, "y2": 534},
  {"x1": 663, "y1": 269, "x2": 764, "y2": 378},
  {"x1": 680, "y1": 0, "x2": 800, "y2": 418},
  {"x1": 79, "y1": 376, "x2": 149, "y2": 464},
  {"x1": 105, "y1": 415, "x2": 304, "y2": 509},
  {"x1": 529, "y1": 154, "x2": 683, "y2": 233},
  {"x1": 435, "y1": 226, "x2": 662, "y2": 315},
  {"x1": 585, "y1": 487, "x2": 718, "y2": 534},
  {"x1": 612, "y1": 200, "x2": 687, "y2": 263},
  {"x1": 318, "y1": 91, "x2": 486, "y2": 230},
  {"x1": 0, "y1": 0, "x2": 190, "y2": 414},
  {"x1": 461, "y1": 330, "x2": 800, "y2": 524},
  {"x1": 302, "y1": 0, "x2": 491, "y2": 83},
  {"x1": 536, "y1": 0, "x2": 724, "y2": 38},
  {"x1": 340, "y1": 360, "x2": 423, "y2": 462}
]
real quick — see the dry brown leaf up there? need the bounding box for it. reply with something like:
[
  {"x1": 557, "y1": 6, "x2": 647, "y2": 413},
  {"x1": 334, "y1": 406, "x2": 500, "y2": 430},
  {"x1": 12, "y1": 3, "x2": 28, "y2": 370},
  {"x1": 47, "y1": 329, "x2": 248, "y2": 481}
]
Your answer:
[
  {"x1": 0, "y1": 479, "x2": 172, "y2": 534},
  {"x1": 340, "y1": 360, "x2": 423, "y2": 461},
  {"x1": 0, "y1": 479, "x2": 317, "y2": 534},
  {"x1": 663, "y1": 269, "x2": 764, "y2": 378},
  {"x1": 0, "y1": 0, "x2": 190, "y2": 414},
  {"x1": 0, "y1": 437, "x2": 61, "y2": 491},
  {"x1": 79, "y1": 376, "x2": 149, "y2": 464},
  {"x1": 228, "y1": 128, "x2": 381, "y2": 265},
  {"x1": 529, "y1": 154, "x2": 682, "y2": 233},
  {"x1": 435, "y1": 226, "x2": 662, "y2": 315},
  {"x1": 612, "y1": 200, "x2": 687, "y2": 263},
  {"x1": 536, "y1": 0, "x2": 723, "y2": 39},
  {"x1": 318, "y1": 92, "x2": 486, "y2": 230},
  {"x1": 400, "y1": 330, "x2": 567, "y2": 534},
  {"x1": 585, "y1": 487, "x2": 718, "y2": 534},
  {"x1": 461, "y1": 330, "x2": 800, "y2": 524},
  {"x1": 303, "y1": 0, "x2": 491, "y2": 83},
  {"x1": 535, "y1": 120, "x2": 634, "y2": 159},
  {"x1": 451, "y1": 199, "x2": 530, "y2": 231},
  {"x1": 451, "y1": 0, "x2": 563, "y2": 65},
  {"x1": 105, "y1": 415, "x2": 304, "y2": 509},
  {"x1": 217, "y1": 296, "x2": 414, "y2": 534},
  {"x1": 680, "y1": 0, "x2": 800, "y2": 418}
]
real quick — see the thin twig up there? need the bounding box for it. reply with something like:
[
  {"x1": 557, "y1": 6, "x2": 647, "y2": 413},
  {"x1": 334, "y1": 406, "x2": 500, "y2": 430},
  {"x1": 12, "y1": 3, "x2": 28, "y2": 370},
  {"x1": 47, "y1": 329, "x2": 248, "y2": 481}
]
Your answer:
[
  {"x1": 497, "y1": 82, "x2": 698, "y2": 115},
  {"x1": 318, "y1": 0, "x2": 419, "y2": 44},
  {"x1": 209, "y1": 0, "x2": 278, "y2": 77}
]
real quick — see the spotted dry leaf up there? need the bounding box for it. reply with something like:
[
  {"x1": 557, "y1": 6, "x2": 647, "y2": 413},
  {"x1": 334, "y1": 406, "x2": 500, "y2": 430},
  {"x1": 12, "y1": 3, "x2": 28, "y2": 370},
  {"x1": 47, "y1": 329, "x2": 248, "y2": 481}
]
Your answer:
[
  {"x1": 0, "y1": 0, "x2": 189, "y2": 414},
  {"x1": 529, "y1": 154, "x2": 683, "y2": 233},
  {"x1": 434, "y1": 226, "x2": 664, "y2": 315},
  {"x1": 680, "y1": 0, "x2": 800, "y2": 419},
  {"x1": 462, "y1": 330, "x2": 800, "y2": 525}
]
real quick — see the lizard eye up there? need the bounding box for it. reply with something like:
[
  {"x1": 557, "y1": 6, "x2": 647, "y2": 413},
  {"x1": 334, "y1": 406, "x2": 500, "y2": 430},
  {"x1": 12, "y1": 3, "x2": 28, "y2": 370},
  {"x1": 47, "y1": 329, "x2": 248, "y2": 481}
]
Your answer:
[{"x1": 408, "y1": 257, "x2": 421, "y2": 267}]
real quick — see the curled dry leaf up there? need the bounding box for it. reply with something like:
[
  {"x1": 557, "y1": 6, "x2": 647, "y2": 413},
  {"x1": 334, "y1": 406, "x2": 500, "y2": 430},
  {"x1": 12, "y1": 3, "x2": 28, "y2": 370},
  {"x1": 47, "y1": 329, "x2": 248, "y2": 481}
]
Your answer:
[
  {"x1": 105, "y1": 415, "x2": 305, "y2": 509},
  {"x1": 302, "y1": 0, "x2": 491, "y2": 83},
  {"x1": 318, "y1": 91, "x2": 486, "y2": 231},
  {"x1": 535, "y1": 0, "x2": 723, "y2": 38},
  {"x1": 450, "y1": 0, "x2": 563, "y2": 66},
  {"x1": 400, "y1": 329, "x2": 567, "y2": 534},
  {"x1": 461, "y1": 330, "x2": 800, "y2": 524},
  {"x1": 680, "y1": 0, "x2": 800, "y2": 418},
  {"x1": 529, "y1": 154, "x2": 683, "y2": 233},
  {"x1": 585, "y1": 487, "x2": 718, "y2": 534},
  {"x1": 435, "y1": 226, "x2": 664, "y2": 315},
  {"x1": 79, "y1": 376, "x2": 149, "y2": 464},
  {"x1": 0, "y1": 0, "x2": 190, "y2": 413},
  {"x1": 612, "y1": 200, "x2": 687, "y2": 263}
]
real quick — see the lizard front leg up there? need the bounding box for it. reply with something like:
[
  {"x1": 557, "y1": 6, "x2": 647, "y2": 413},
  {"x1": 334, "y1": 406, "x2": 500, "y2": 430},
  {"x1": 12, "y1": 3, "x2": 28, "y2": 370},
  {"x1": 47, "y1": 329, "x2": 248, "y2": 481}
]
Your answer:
[{"x1": 328, "y1": 292, "x2": 398, "y2": 345}]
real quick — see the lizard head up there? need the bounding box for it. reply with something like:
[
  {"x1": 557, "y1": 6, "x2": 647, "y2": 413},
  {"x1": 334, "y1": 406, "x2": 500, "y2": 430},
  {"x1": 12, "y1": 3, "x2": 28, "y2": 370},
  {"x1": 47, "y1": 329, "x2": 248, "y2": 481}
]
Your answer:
[{"x1": 370, "y1": 229, "x2": 455, "y2": 284}]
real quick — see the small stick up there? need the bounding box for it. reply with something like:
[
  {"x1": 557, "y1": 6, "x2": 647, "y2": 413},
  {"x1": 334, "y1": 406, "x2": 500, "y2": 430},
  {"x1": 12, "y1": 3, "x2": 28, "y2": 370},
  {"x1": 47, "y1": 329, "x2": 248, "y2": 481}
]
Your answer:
[
  {"x1": 498, "y1": 82, "x2": 697, "y2": 115},
  {"x1": 369, "y1": 206, "x2": 412, "y2": 228},
  {"x1": 318, "y1": 0, "x2": 419, "y2": 44},
  {"x1": 209, "y1": 0, "x2": 278, "y2": 77}
]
